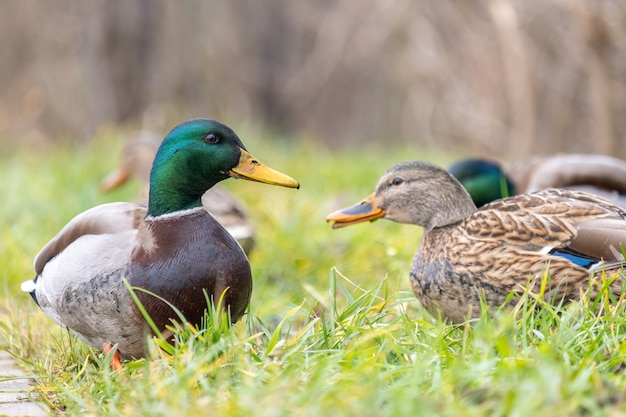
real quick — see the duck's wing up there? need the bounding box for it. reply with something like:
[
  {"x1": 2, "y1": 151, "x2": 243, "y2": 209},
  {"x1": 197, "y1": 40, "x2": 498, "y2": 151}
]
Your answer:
[
  {"x1": 466, "y1": 188, "x2": 626, "y2": 266},
  {"x1": 27, "y1": 202, "x2": 148, "y2": 357},
  {"x1": 34, "y1": 202, "x2": 147, "y2": 275},
  {"x1": 504, "y1": 156, "x2": 546, "y2": 194},
  {"x1": 514, "y1": 154, "x2": 626, "y2": 194}
]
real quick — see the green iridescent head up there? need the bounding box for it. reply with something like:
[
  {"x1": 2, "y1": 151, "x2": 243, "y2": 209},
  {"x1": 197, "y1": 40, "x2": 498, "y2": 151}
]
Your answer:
[
  {"x1": 447, "y1": 159, "x2": 516, "y2": 207},
  {"x1": 148, "y1": 119, "x2": 299, "y2": 216}
]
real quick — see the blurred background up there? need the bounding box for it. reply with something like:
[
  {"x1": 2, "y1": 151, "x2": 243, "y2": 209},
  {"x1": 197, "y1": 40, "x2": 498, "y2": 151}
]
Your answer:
[{"x1": 1, "y1": 0, "x2": 625, "y2": 158}]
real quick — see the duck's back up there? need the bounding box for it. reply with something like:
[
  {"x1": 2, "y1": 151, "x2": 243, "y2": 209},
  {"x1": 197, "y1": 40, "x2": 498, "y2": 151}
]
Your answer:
[{"x1": 411, "y1": 189, "x2": 626, "y2": 323}]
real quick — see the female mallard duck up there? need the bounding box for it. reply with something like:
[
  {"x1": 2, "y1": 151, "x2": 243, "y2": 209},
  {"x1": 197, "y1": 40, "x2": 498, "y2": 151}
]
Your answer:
[
  {"x1": 327, "y1": 160, "x2": 626, "y2": 323},
  {"x1": 448, "y1": 154, "x2": 626, "y2": 208},
  {"x1": 101, "y1": 130, "x2": 256, "y2": 255},
  {"x1": 21, "y1": 119, "x2": 299, "y2": 368}
]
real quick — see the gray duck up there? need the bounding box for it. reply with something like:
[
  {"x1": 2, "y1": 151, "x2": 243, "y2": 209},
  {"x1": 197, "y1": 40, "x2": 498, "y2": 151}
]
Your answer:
[{"x1": 22, "y1": 119, "x2": 299, "y2": 369}]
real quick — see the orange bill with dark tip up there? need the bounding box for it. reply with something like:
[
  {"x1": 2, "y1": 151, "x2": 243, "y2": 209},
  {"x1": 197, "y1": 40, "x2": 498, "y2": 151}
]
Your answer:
[
  {"x1": 101, "y1": 168, "x2": 131, "y2": 192},
  {"x1": 230, "y1": 149, "x2": 300, "y2": 189},
  {"x1": 326, "y1": 193, "x2": 385, "y2": 229}
]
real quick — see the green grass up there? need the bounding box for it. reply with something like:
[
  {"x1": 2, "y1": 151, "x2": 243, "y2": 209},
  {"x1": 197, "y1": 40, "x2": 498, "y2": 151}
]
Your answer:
[{"x1": 1, "y1": 128, "x2": 626, "y2": 416}]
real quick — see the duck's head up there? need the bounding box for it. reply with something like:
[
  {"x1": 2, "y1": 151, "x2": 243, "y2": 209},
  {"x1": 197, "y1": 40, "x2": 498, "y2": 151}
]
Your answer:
[
  {"x1": 101, "y1": 131, "x2": 160, "y2": 191},
  {"x1": 447, "y1": 158, "x2": 515, "y2": 207},
  {"x1": 327, "y1": 161, "x2": 476, "y2": 231},
  {"x1": 149, "y1": 119, "x2": 299, "y2": 216}
]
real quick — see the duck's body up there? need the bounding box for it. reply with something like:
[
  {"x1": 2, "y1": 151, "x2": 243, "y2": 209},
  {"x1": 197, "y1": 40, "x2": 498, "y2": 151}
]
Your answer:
[
  {"x1": 328, "y1": 161, "x2": 626, "y2": 323},
  {"x1": 448, "y1": 154, "x2": 626, "y2": 208},
  {"x1": 33, "y1": 204, "x2": 249, "y2": 359},
  {"x1": 23, "y1": 119, "x2": 299, "y2": 363},
  {"x1": 101, "y1": 131, "x2": 256, "y2": 254}
]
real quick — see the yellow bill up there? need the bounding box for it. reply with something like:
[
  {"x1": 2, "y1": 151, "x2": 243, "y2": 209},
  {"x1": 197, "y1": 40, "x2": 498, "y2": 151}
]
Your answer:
[{"x1": 230, "y1": 149, "x2": 300, "y2": 189}]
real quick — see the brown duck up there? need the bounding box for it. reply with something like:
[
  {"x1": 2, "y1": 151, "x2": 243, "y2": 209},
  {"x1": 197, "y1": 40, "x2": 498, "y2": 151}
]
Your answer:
[{"x1": 327, "y1": 160, "x2": 626, "y2": 323}]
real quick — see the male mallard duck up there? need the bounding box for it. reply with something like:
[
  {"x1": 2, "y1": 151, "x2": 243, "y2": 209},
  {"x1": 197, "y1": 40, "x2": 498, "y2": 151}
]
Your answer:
[
  {"x1": 101, "y1": 130, "x2": 256, "y2": 255},
  {"x1": 327, "y1": 160, "x2": 626, "y2": 323},
  {"x1": 21, "y1": 119, "x2": 299, "y2": 368},
  {"x1": 448, "y1": 154, "x2": 626, "y2": 208}
]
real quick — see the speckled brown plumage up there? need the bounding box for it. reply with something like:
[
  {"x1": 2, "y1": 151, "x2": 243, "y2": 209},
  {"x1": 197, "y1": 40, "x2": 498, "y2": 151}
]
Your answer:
[{"x1": 328, "y1": 161, "x2": 626, "y2": 323}]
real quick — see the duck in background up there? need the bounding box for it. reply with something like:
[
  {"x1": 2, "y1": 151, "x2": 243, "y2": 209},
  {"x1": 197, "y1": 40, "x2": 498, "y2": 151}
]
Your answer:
[
  {"x1": 448, "y1": 154, "x2": 626, "y2": 208},
  {"x1": 101, "y1": 130, "x2": 256, "y2": 255},
  {"x1": 22, "y1": 119, "x2": 300, "y2": 369},
  {"x1": 327, "y1": 160, "x2": 626, "y2": 323}
]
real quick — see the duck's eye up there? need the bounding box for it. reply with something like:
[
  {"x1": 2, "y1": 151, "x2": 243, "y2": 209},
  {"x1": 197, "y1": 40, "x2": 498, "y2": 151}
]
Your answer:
[
  {"x1": 392, "y1": 177, "x2": 403, "y2": 186},
  {"x1": 203, "y1": 133, "x2": 219, "y2": 144}
]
